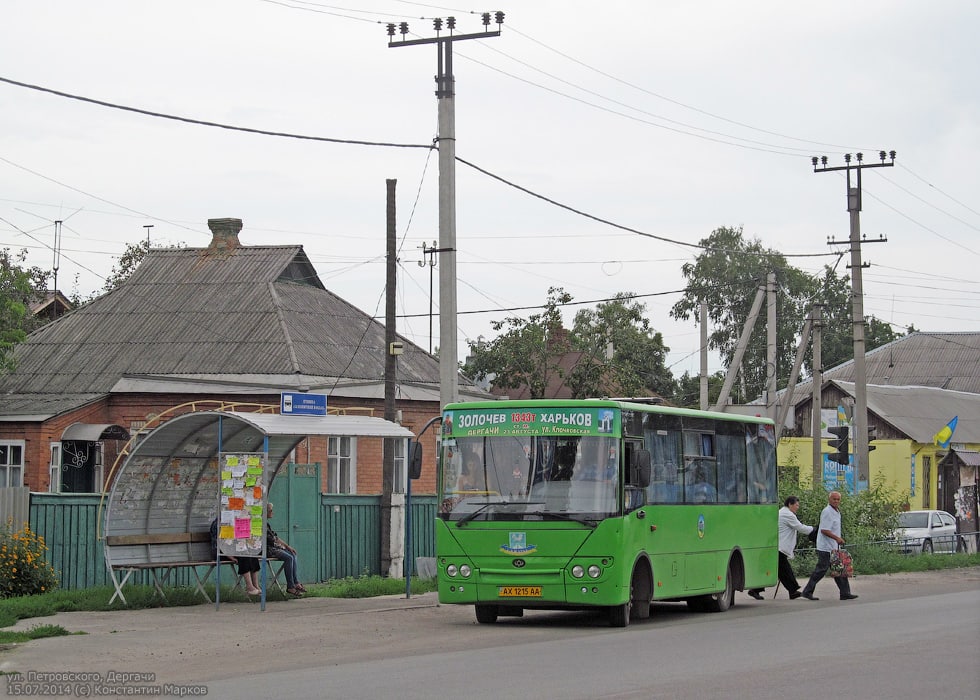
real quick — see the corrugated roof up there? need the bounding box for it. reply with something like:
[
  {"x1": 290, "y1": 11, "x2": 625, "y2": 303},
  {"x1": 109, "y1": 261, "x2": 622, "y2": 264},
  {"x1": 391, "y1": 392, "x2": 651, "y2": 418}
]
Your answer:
[
  {"x1": 833, "y1": 332, "x2": 980, "y2": 392},
  {"x1": 809, "y1": 332, "x2": 980, "y2": 396},
  {"x1": 0, "y1": 240, "x2": 482, "y2": 419},
  {"x1": 833, "y1": 381, "x2": 980, "y2": 443},
  {"x1": 764, "y1": 332, "x2": 980, "y2": 410},
  {"x1": 946, "y1": 449, "x2": 980, "y2": 467}
]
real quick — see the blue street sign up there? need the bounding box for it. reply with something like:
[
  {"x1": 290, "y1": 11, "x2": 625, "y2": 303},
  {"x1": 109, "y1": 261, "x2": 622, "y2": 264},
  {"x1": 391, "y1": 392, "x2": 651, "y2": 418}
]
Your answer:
[{"x1": 281, "y1": 392, "x2": 328, "y2": 416}]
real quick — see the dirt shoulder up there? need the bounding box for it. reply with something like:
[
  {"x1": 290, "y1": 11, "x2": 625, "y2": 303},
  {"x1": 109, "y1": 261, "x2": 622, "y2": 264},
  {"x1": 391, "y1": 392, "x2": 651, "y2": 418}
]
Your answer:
[{"x1": 2, "y1": 568, "x2": 978, "y2": 685}]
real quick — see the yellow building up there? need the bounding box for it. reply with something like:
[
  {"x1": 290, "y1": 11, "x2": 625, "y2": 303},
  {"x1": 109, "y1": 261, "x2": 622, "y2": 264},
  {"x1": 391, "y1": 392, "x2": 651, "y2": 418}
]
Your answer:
[{"x1": 775, "y1": 380, "x2": 980, "y2": 524}]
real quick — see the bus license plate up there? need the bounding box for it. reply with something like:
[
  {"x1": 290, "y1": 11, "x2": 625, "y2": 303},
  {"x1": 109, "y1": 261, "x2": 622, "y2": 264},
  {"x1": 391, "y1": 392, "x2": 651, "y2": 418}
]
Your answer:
[{"x1": 498, "y1": 586, "x2": 541, "y2": 598}]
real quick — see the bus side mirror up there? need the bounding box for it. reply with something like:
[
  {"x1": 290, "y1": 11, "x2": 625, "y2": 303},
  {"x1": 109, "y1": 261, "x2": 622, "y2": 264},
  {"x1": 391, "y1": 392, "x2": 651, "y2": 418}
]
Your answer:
[
  {"x1": 408, "y1": 441, "x2": 423, "y2": 480},
  {"x1": 632, "y1": 449, "x2": 652, "y2": 488}
]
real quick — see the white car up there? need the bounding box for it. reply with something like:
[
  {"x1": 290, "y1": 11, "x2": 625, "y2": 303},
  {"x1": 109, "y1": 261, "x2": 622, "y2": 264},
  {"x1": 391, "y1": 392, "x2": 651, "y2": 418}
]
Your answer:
[{"x1": 894, "y1": 510, "x2": 964, "y2": 554}]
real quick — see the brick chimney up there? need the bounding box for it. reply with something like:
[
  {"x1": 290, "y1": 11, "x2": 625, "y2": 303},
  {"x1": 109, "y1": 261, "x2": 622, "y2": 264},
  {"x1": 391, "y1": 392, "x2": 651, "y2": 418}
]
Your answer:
[{"x1": 206, "y1": 218, "x2": 242, "y2": 252}]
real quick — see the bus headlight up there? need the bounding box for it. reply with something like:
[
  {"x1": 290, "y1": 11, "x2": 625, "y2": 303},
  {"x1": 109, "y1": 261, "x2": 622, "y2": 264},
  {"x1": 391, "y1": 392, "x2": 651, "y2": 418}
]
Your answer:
[
  {"x1": 447, "y1": 564, "x2": 458, "y2": 577},
  {"x1": 459, "y1": 564, "x2": 472, "y2": 578},
  {"x1": 571, "y1": 565, "x2": 585, "y2": 578},
  {"x1": 588, "y1": 565, "x2": 601, "y2": 578}
]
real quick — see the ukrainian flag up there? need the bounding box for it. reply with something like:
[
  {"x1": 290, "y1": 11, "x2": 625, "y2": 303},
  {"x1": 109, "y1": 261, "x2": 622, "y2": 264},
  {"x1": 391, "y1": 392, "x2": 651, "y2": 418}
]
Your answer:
[{"x1": 932, "y1": 416, "x2": 958, "y2": 449}]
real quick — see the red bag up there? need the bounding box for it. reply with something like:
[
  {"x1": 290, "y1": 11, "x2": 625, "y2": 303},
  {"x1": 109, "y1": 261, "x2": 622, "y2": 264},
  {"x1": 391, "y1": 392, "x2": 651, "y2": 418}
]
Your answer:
[{"x1": 829, "y1": 548, "x2": 853, "y2": 578}]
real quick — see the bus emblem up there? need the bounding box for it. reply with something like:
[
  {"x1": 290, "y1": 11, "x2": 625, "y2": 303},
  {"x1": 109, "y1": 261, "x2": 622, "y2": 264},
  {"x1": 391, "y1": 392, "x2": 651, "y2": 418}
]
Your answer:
[
  {"x1": 500, "y1": 532, "x2": 537, "y2": 555},
  {"x1": 697, "y1": 514, "x2": 705, "y2": 539}
]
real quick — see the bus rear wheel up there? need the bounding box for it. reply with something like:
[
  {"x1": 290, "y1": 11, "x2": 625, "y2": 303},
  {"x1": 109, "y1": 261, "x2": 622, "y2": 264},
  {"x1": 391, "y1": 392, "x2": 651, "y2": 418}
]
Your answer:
[
  {"x1": 706, "y1": 563, "x2": 734, "y2": 612},
  {"x1": 475, "y1": 604, "x2": 499, "y2": 624}
]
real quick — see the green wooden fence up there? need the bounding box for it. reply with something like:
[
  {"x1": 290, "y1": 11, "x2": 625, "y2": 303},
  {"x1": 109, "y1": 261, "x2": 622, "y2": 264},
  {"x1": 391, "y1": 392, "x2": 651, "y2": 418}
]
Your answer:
[{"x1": 27, "y1": 493, "x2": 437, "y2": 591}]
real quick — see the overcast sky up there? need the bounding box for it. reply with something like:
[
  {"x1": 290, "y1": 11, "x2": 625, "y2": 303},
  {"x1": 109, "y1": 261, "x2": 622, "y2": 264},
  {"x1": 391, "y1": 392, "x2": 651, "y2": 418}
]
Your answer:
[{"x1": 2, "y1": 1, "x2": 978, "y2": 380}]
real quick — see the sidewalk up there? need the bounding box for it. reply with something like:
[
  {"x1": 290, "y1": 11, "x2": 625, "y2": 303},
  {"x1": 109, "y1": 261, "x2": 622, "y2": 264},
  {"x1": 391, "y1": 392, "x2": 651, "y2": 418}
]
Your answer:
[
  {"x1": 3, "y1": 568, "x2": 979, "y2": 687},
  {"x1": 1, "y1": 592, "x2": 446, "y2": 684}
]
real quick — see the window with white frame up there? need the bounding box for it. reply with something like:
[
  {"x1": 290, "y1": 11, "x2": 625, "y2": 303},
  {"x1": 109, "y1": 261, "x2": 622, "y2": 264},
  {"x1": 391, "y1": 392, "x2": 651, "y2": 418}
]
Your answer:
[
  {"x1": 49, "y1": 442, "x2": 62, "y2": 492},
  {"x1": 393, "y1": 438, "x2": 406, "y2": 494},
  {"x1": 327, "y1": 436, "x2": 356, "y2": 494},
  {"x1": 0, "y1": 441, "x2": 25, "y2": 488},
  {"x1": 93, "y1": 443, "x2": 104, "y2": 493}
]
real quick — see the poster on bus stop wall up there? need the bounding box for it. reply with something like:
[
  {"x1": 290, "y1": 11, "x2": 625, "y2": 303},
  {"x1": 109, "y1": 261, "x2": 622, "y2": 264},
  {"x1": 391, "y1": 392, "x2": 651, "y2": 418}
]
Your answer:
[{"x1": 216, "y1": 451, "x2": 267, "y2": 558}]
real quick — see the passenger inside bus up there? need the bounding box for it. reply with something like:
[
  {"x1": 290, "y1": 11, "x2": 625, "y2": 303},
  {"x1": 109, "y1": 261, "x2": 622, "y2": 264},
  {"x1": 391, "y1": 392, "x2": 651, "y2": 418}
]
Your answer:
[
  {"x1": 553, "y1": 443, "x2": 577, "y2": 481},
  {"x1": 690, "y1": 465, "x2": 718, "y2": 503},
  {"x1": 457, "y1": 451, "x2": 483, "y2": 491}
]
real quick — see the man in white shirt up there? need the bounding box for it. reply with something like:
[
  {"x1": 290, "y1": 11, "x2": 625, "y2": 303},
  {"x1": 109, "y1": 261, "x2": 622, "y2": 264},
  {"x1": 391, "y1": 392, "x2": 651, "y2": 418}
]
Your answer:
[
  {"x1": 776, "y1": 496, "x2": 813, "y2": 598},
  {"x1": 747, "y1": 495, "x2": 813, "y2": 600},
  {"x1": 801, "y1": 491, "x2": 858, "y2": 601}
]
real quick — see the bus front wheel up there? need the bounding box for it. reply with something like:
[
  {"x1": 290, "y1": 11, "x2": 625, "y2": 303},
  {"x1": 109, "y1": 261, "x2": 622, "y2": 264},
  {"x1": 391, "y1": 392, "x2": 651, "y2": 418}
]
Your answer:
[
  {"x1": 609, "y1": 600, "x2": 630, "y2": 628},
  {"x1": 475, "y1": 604, "x2": 499, "y2": 624}
]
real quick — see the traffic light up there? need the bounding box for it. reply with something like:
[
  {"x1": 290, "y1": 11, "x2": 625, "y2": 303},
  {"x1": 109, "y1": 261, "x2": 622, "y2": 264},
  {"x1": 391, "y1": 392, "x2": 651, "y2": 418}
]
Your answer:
[
  {"x1": 867, "y1": 426, "x2": 877, "y2": 453},
  {"x1": 828, "y1": 425, "x2": 850, "y2": 464}
]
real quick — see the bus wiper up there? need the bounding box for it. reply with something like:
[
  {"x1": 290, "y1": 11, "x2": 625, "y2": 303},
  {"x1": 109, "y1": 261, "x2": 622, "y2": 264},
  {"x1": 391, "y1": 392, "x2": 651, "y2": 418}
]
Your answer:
[
  {"x1": 456, "y1": 502, "x2": 507, "y2": 527},
  {"x1": 525, "y1": 510, "x2": 597, "y2": 528},
  {"x1": 456, "y1": 500, "x2": 546, "y2": 527}
]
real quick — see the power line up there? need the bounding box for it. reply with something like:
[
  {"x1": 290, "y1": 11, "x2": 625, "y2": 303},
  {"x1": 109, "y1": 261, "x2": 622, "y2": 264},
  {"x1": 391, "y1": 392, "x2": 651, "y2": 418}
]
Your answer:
[
  {"x1": 0, "y1": 76, "x2": 434, "y2": 151},
  {"x1": 455, "y1": 156, "x2": 835, "y2": 259}
]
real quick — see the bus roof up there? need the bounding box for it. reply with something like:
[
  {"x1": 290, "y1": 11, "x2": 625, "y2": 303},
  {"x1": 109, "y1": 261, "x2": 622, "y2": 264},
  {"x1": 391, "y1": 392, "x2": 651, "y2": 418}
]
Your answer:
[{"x1": 444, "y1": 399, "x2": 775, "y2": 426}]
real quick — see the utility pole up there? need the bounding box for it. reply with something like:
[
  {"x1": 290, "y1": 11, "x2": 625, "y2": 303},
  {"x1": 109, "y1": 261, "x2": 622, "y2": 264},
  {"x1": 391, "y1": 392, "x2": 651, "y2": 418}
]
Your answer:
[
  {"x1": 144, "y1": 224, "x2": 154, "y2": 247},
  {"x1": 765, "y1": 271, "x2": 777, "y2": 421},
  {"x1": 418, "y1": 241, "x2": 443, "y2": 355},
  {"x1": 382, "y1": 179, "x2": 399, "y2": 576},
  {"x1": 810, "y1": 305, "x2": 823, "y2": 487},
  {"x1": 52, "y1": 220, "x2": 62, "y2": 294},
  {"x1": 812, "y1": 151, "x2": 894, "y2": 491},
  {"x1": 699, "y1": 302, "x2": 708, "y2": 410},
  {"x1": 388, "y1": 12, "x2": 504, "y2": 410}
]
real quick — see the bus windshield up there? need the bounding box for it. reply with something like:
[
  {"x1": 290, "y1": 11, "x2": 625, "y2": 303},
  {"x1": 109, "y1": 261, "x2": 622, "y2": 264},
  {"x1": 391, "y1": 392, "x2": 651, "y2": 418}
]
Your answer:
[{"x1": 439, "y1": 435, "x2": 620, "y2": 522}]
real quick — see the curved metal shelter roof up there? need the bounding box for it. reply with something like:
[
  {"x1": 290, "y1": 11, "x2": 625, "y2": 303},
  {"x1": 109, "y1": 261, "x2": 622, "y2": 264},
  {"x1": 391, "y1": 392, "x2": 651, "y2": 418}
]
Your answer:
[{"x1": 104, "y1": 411, "x2": 414, "y2": 538}]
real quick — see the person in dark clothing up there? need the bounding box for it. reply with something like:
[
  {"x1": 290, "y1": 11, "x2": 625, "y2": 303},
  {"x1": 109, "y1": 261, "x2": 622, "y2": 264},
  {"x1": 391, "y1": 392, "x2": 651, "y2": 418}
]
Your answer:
[
  {"x1": 266, "y1": 503, "x2": 305, "y2": 596},
  {"x1": 210, "y1": 518, "x2": 259, "y2": 595}
]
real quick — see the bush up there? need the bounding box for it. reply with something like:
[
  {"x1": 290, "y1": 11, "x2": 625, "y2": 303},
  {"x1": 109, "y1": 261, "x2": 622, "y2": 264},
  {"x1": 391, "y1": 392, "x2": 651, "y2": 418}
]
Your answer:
[{"x1": 0, "y1": 519, "x2": 59, "y2": 598}]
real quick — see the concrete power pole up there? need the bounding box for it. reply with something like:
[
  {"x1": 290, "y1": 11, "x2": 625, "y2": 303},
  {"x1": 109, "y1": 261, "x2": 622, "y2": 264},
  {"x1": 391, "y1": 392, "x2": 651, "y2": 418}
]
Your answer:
[
  {"x1": 812, "y1": 151, "x2": 894, "y2": 490},
  {"x1": 811, "y1": 305, "x2": 823, "y2": 486},
  {"x1": 766, "y1": 272, "x2": 777, "y2": 421},
  {"x1": 388, "y1": 13, "x2": 504, "y2": 410},
  {"x1": 699, "y1": 302, "x2": 708, "y2": 410}
]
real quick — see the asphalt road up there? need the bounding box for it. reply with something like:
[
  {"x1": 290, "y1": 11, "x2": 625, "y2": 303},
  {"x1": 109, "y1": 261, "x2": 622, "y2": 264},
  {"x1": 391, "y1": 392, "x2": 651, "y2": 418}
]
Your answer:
[{"x1": 2, "y1": 568, "x2": 978, "y2": 698}]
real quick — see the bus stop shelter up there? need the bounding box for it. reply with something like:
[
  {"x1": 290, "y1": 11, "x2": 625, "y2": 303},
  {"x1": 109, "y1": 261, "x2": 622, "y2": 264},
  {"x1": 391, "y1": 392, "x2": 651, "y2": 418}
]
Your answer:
[{"x1": 102, "y1": 410, "x2": 414, "y2": 602}]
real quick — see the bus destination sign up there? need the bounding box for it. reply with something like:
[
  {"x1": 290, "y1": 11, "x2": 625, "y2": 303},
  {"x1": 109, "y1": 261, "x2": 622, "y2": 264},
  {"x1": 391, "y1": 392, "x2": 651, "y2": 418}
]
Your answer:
[{"x1": 444, "y1": 407, "x2": 619, "y2": 438}]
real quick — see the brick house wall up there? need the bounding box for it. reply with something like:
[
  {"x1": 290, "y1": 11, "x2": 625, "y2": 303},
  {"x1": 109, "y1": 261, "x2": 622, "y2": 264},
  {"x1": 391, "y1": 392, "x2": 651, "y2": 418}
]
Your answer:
[{"x1": 4, "y1": 391, "x2": 443, "y2": 495}]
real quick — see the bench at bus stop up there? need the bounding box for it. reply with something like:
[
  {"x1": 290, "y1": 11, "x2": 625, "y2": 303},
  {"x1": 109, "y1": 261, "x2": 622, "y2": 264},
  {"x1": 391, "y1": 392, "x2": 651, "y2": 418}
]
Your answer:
[{"x1": 104, "y1": 531, "x2": 285, "y2": 605}]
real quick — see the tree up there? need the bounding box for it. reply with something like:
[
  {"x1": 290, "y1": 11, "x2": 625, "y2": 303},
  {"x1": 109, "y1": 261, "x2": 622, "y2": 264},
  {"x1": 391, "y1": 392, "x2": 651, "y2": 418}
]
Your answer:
[
  {"x1": 814, "y1": 265, "x2": 898, "y2": 370},
  {"x1": 463, "y1": 287, "x2": 572, "y2": 399},
  {"x1": 1, "y1": 248, "x2": 47, "y2": 373},
  {"x1": 102, "y1": 239, "x2": 150, "y2": 293},
  {"x1": 670, "y1": 226, "x2": 814, "y2": 403},
  {"x1": 673, "y1": 370, "x2": 726, "y2": 409},
  {"x1": 672, "y1": 230, "x2": 900, "y2": 404},
  {"x1": 567, "y1": 293, "x2": 673, "y2": 399}
]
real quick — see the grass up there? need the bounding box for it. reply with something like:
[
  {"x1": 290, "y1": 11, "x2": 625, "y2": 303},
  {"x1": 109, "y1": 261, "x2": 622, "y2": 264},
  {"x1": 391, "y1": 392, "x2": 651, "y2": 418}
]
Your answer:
[
  {"x1": 0, "y1": 575, "x2": 438, "y2": 634},
  {"x1": 790, "y1": 544, "x2": 980, "y2": 578}
]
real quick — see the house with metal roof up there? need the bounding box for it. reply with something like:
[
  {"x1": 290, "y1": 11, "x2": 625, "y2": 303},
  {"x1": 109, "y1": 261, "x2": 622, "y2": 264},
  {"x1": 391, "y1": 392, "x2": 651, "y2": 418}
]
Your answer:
[
  {"x1": 0, "y1": 218, "x2": 487, "y2": 496},
  {"x1": 770, "y1": 332, "x2": 980, "y2": 532}
]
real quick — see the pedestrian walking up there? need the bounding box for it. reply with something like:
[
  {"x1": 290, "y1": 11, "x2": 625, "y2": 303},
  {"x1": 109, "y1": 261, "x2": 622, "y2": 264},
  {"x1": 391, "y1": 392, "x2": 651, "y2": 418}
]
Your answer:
[
  {"x1": 747, "y1": 495, "x2": 814, "y2": 600},
  {"x1": 801, "y1": 491, "x2": 858, "y2": 601}
]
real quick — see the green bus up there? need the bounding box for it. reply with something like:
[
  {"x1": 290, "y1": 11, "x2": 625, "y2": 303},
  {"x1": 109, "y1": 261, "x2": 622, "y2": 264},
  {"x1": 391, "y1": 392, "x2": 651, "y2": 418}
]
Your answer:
[{"x1": 436, "y1": 399, "x2": 778, "y2": 627}]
